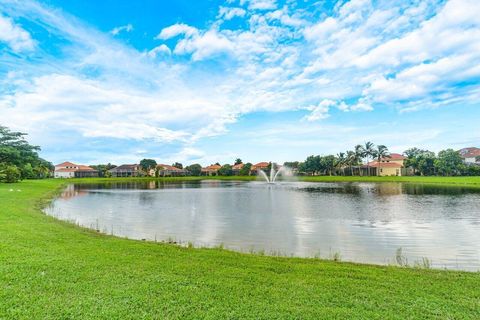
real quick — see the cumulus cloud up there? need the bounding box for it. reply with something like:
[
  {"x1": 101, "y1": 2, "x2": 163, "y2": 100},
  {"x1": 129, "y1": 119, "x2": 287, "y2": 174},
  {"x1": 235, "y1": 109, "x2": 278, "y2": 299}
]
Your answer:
[{"x1": 0, "y1": 14, "x2": 35, "y2": 52}]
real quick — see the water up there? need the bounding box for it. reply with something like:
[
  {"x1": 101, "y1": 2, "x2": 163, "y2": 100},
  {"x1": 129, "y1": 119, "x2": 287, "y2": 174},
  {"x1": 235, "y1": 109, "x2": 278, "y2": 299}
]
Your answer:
[{"x1": 45, "y1": 180, "x2": 480, "y2": 271}]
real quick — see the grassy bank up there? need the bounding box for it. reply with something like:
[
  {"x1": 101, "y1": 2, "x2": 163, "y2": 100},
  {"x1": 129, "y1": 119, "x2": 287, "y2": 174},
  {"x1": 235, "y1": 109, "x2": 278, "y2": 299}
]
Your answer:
[
  {"x1": 1, "y1": 179, "x2": 479, "y2": 319},
  {"x1": 299, "y1": 175, "x2": 480, "y2": 186},
  {"x1": 69, "y1": 175, "x2": 480, "y2": 187}
]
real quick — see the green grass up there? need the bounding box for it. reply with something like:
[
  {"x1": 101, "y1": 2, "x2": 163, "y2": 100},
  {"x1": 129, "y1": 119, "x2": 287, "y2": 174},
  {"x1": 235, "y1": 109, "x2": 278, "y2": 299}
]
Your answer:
[
  {"x1": 299, "y1": 175, "x2": 480, "y2": 186},
  {"x1": 0, "y1": 179, "x2": 479, "y2": 319},
  {"x1": 67, "y1": 174, "x2": 480, "y2": 187}
]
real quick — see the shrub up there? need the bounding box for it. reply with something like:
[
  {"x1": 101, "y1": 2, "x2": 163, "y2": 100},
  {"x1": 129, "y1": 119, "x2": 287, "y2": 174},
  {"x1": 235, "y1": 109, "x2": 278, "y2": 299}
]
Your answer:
[{"x1": 0, "y1": 165, "x2": 21, "y2": 183}]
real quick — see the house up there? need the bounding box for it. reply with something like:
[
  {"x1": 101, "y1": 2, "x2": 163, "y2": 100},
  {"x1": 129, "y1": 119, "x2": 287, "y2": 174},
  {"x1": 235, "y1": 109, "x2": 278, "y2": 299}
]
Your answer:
[
  {"x1": 459, "y1": 147, "x2": 480, "y2": 165},
  {"x1": 251, "y1": 162, "x2": 269, "y2": 174},
  {"x1": 363, "y1": 153, "x2": 406, "y2": 176},
  {"x1": 109, "y1": 164, "x2": 140, "y2": 177},
  {"x1": 54, "y1": 161, "x2": 98, "y2": 178},
  {"x1": 201, "y1": 164, "x2": 221, "y2": 176},
  {"x1": 232, "y1": 163, "x2": 244, "y2": 175},
  {"x1": 156, "y1": 164, "x2": 187, "y2": 177}
]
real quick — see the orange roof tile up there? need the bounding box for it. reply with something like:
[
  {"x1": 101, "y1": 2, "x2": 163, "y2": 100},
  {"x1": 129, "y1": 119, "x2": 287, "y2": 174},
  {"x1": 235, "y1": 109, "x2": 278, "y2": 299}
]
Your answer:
[
  {"x1": 232, "y1": 163, "x2": 244, "y2": 170},
  {"x1": 55, "y1": 161, "x2": 77, "y2": 167}
]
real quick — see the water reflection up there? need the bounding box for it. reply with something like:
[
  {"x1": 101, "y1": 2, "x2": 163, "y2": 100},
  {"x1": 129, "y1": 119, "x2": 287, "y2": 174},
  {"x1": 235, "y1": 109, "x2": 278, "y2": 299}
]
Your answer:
[{"x1": 46, "y1": 181, "x2": 480, "y2": 271}]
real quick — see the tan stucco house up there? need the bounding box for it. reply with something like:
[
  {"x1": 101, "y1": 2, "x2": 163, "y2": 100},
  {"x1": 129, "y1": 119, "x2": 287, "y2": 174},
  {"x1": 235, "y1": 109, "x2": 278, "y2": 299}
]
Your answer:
[{"x1": 364, "y1": 153, "x2": 406, "y2": 176}]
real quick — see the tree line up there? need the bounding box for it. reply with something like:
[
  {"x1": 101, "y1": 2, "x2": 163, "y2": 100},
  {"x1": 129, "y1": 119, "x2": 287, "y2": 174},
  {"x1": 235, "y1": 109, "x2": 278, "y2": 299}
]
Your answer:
[
  {"x1": 1, "y1": 124, "x2": 479, "y2": 183},
  {"x1": 285, "y1": 143, "x2": 480, "y2": 177},
  {"x1": 0, "y1": 126, "x2": 53, "y2": 183}
]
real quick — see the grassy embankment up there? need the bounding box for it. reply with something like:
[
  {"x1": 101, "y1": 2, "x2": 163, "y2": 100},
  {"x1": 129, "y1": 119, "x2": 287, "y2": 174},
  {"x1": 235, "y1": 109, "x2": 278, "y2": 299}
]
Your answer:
[
  {"x1": 1, "y1": 178, "x2": 480, "y2": 319},
  {"x1": 70, "y1": 175, "x2": 480, "y2": 187}
]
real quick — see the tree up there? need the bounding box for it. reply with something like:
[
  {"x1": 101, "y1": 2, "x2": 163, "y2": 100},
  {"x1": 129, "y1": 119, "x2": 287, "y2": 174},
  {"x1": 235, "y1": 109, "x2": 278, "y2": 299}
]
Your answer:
[
  {"x1": 345, "y1": 150, "x2": 360, "y2": 176},
  {"x1": 140, "y1": 159, "x2": 157, "y2": 171},
  {"x1": 354, "y1": 142, "x2": 376, "y2": 176},
  {"x1": 0, "y1": 164, "x2": 21, "y2": 183},
  {"x1": 435, "y1": 149, "x2": 463, "y2": 176},
  {"x1": 234, "y1": 158, "x2": 242, "y2": 165},
  {"x1": 303, "y1": 155, "x2": 321, "y2": 175},
  {"x1": 185, "y1": 164, "x2": 202, "y2": 176},
  {"x1": 416, "y1": 152, "x2": 436, "y2": 176},
  {"x1": 0, "y1": 125, "x2": 52, "y2": 181},
  {"x1": 218, "y1": 164, "x2": 233, "y2": 176},
  {"x1": 172, "y1": 162, "x2": 183, "y2": 169},
  {"x1": 21, "y1": 163, "x2": 35, "y2": 179},
  {"x1": 91, "y1": 163, "x2": 117, "y2": 177},
  {"x1": 404, "y1": 148, "x2": 423, "y2": 175},
  {"x1": 321, "y1": 155, "x2": 336, "y2": 176},
  {"x1": 373, "y1": 145, "x2": 390, "y2": 176},
  {"x1": 283, "y1": 161, "x2": 299, "y2": 169},
  {"x1": 362, "y1": 142, "x2": 376, "y2": 176},
  {"x1": 335, "y1": 153, "x2": 346, "y2": 175},
  {"x1": 404, "y1": 148, "x2": 436, "y2": 176},
  {"x1": 239, "y1": 163, "x2": 252, "y2": 175}
]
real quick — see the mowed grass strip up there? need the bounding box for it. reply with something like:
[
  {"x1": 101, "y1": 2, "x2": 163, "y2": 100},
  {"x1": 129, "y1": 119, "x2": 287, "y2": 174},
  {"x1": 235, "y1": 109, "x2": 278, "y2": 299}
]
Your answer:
[
  {"x1": 64, "y1": 175, "x2": 480, "y2": 187},
  {"x1": 0, "y1": 179, "x2": 479, "y2": 319}
]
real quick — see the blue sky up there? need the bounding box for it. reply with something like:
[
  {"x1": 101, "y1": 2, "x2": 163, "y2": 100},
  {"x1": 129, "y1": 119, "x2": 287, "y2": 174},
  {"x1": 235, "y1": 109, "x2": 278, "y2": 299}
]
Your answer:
[{"x1": 0, "y1": 0, "x2": 479, "y2": 166}]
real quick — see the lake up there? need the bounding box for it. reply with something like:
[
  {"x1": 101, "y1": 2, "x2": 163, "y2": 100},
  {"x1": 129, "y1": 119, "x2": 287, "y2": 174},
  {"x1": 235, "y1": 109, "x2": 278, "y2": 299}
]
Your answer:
[{"x1": 45, "y1": 180, "x2": 480, "y2": 270}]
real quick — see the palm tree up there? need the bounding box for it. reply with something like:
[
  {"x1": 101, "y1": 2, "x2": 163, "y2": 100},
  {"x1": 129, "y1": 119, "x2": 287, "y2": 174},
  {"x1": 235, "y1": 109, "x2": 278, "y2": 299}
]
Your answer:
[
  {"x1": 363, "y1": 141, "x2": 376, "y2": 176},
  {"x1": 336, "y1": 152, "x2": 346, "y2": 176},
  {"x1": 355, "y1": 144, "x2": 367, "y2": 175},
  {"x1": 345, "y1": 150, "x2": 358, "y2": 176},
  {"x1": 373, "y1": 145, "x2": 390, "y2": 176}
]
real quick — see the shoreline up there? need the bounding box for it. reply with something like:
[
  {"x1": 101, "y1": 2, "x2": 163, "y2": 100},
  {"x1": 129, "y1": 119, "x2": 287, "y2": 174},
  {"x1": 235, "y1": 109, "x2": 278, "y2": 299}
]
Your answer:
[{"x1": 63, "y1": 175, "x2": 480, "y2": 187}]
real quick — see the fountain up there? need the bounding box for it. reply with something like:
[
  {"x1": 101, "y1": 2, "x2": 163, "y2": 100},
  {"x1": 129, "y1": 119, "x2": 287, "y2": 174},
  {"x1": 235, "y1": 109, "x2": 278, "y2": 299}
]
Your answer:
[{"x1": 258, "y1": 163, "x2": 287, "y2": 183}]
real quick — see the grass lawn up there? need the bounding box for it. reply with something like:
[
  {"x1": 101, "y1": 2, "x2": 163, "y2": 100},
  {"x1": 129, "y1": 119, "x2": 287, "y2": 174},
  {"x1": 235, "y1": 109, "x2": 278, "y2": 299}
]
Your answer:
[
  {"x1": 0, "y1": 178, "x2": 479, "y2": 319},
  {"x1": 66, "y1": 175, "x2": 480, "y2": 186}
]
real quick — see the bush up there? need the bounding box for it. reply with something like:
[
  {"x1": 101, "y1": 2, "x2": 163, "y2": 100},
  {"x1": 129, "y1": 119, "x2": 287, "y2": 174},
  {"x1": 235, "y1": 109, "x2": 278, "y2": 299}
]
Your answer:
[
  {"x1": 0, "y1": 165, "x2": 21, "y2": 183},
  {"x1": 218, "y1": 164, "x2": 233, "y2": 176}
]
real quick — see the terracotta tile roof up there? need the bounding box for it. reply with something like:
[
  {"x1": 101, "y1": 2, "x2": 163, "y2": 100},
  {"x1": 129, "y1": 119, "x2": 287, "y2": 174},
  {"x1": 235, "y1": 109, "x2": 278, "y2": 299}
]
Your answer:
[
  {"x1": 252, "y1": 162, "x2": 269, "y2": 169},
  {"x1": 232, "y1": 163, "x2": 244, "y2": 170},
  {"x1": 110, "y1": 164, "x2": 139, "y2": 171},
  {"x1": 55, "y1": 162, "x2": 96, "y2": 172},
  {"x1": 55, "y1": 161, "x2": 77, "y2": 167},
  {"x1": 77, "y1": 165, "x2": 95, "y2": 171},
  {"x1": 381, "y1": 153, "x2": 406, "y2": 161},
  {"x1": 459, "y1": 147, "x2": 480, "y2": 158},
  {"x1": 202, "y1": 164, "x2": 221, "y2": 171},
  {"x1": 157, "y1": 164, "x2": 185, "y2": 171}
]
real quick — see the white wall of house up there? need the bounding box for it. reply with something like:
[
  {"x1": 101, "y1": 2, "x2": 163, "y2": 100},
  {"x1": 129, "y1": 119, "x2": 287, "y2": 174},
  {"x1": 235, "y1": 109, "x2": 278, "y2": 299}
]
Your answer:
[
  {"x1": 54, "y1": 171, "x2": 75, "y2": 178},
  {"x1": 464, "y1": 157, "x2": 477, "y2": 164}
]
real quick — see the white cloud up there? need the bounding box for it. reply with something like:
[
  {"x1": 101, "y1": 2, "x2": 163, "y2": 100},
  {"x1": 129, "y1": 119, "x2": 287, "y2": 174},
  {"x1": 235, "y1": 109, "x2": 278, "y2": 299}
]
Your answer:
[
  {"x1": 156, "y1": 23, "x2": 198, "y2": 39},
  {"x1": 304, "y1": 99, "x2": 336, "y2": 121},
  {"x1": 241, "y1": 0, "x2": 277, "y2": 10},
  {"x1": 174, "y1": 29, "x2": 234, "y2": 60},
  {"x1": 110, "y1": 23, "x2": 133, "y2": 36},
  {"x1": 218, "y1": 7, "x2": 246, "y2": 20},
  {"x1": 0, "y1": 73, "x2": 234, "y2": 143},
  {"x1": 0, "y1": 14, "x2": 35, "y2": 52},
  {"x1": 350, "y1": 102, "x2": 373, "y2": 112},
  {"x1": 147, "y1": 44, "x2": 171, "y2": 58}
]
